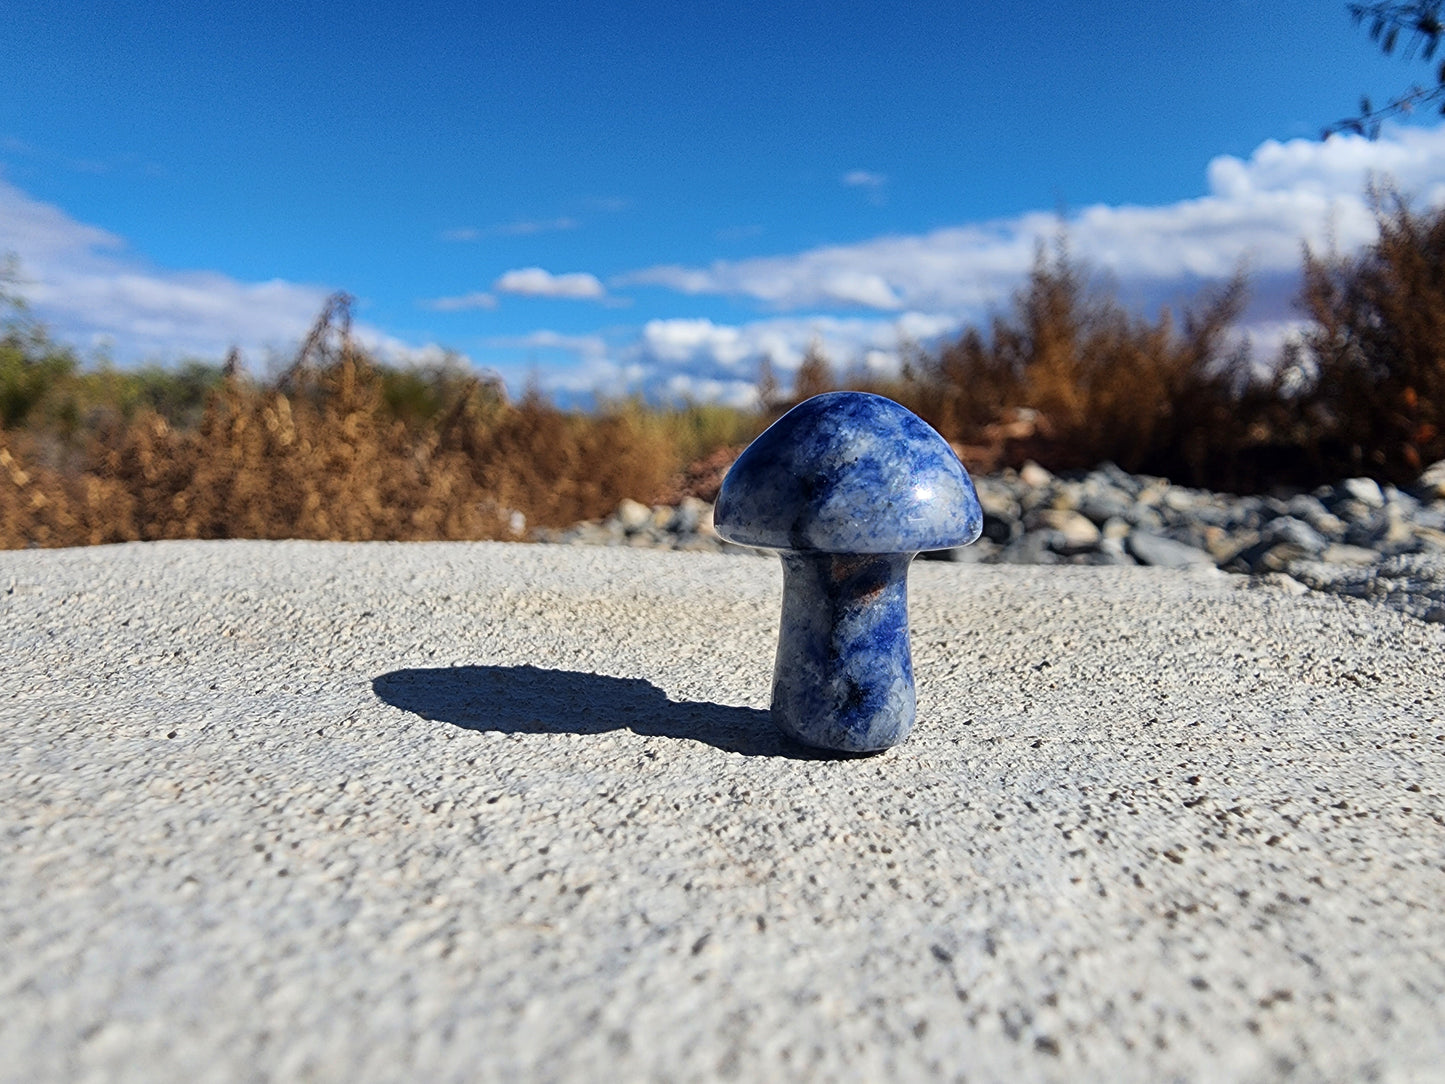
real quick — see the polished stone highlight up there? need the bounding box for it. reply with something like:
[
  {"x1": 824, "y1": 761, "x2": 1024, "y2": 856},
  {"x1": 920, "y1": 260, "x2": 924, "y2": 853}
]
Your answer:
[{"x1": 715, "y1": 392, "x2": 982, "y2": 752}]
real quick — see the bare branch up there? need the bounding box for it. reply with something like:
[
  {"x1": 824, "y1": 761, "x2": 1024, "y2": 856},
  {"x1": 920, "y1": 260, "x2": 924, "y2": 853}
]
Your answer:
[{"x1": 1331, "y1": 2, "x2": 1445, "y2": 137}]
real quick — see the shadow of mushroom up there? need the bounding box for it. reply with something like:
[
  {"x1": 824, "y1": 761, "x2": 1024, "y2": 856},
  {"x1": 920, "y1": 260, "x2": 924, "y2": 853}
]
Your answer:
[{"x1": 371, "y1": 664, "x2": 847, "y2": 759}]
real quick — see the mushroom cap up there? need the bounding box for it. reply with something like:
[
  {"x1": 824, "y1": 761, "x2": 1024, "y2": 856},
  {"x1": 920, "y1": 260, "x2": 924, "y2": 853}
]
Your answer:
[{"x1": 714, "y1": 391, "x2": 983, "y2": 554}]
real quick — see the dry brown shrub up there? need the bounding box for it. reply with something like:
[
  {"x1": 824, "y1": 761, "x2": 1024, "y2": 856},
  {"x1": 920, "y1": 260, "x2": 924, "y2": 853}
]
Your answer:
[
  {"x1": 900, "y1": 244, "x2": 1255, "y2": 488},
  {"x1": 1, "y1": 355, "x2": 701, "y2": 548},
  {"x1": 458, "y1": 393, "x2": 682, "y2": 529},
  {"x1": 0, "y1": 428, "x2": 132, "y2": 547},
  {"x1": 1289, "y1": 194, "x2": 1445, "y2": 481}
]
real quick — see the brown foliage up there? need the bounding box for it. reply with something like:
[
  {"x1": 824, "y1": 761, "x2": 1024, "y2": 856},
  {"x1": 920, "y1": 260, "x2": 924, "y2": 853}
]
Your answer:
[
  {"x1": 1, "y1": 358, "x2": 687, "y2": 549},
  {"x1": 0, "y1": 429, "x2": 131, "y2": 547},
  {"x1": 900, "y1": 244, "x2": 1257, "y2": 488},
  {"x1": 1288, "y1": 194, "x2": 1445, "y2": 481},
  {"x1": 790, "y1": 342, "x2": 836, "y2": 403}
]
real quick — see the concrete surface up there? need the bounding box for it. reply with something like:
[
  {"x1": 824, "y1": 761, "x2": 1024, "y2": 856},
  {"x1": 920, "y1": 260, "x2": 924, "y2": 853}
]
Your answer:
[{"x1": 2, "y1": 540, "x2": 1443, "y2": 1083}]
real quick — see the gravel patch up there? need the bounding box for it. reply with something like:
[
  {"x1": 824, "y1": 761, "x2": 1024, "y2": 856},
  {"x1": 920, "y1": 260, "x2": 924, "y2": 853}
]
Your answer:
[{"x1": 539, "y1": 460, "x2": 1445, "y2": 624}]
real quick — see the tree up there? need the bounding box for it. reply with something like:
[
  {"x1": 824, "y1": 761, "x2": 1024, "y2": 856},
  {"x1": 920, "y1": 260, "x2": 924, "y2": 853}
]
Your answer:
[
  {"x1": 791, "y1": 342, "x2": 835, "y2": 402},
  {"x1": 0, "y1": 254, "x2": 79, "y2": 430},
  {"x1": 1328, "y1": 2, "x2": 1445, "y2": 137},
  {"x1": 1291, "y1": 195, "x2": 1445, "y2": 477},
  {"x1": 755, "y1": 354, "x2": 779, "y2": 410}
]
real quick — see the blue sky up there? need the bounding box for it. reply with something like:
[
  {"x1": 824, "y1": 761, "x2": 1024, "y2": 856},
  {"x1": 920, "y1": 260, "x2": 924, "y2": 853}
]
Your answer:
[{"x1": 3, "y1": 0, "x2": 1445, "y2": 405}]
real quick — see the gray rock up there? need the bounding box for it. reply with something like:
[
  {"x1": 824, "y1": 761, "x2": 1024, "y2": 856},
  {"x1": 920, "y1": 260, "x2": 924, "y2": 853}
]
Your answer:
[
  {"x1": 981, "y1": 511, "x2": 1021, "y2": 545},
  {"x1": 1348, "y1": 513, "x2": 1419, "y2": 552},
  {"x1": 1259, "y1": 516, "x2": 1328, "y2": 556},
  {"x1": 974, "y1": 481, "x2": 1020, "y2": 521},
  {"x1": 1126, "y1": 531, "x2": 1216, "y2": 569},
  {"x1": 1240, "y1": 541, "x2": 1312, "y2": 574},
  {"x1": 1416, "y1": 506, "x2": 1445, "y2": 532},
  {"x1": 1018, "y1": 461, "x2": 1053, "y2": 488},
  {"x1": 668, "y1": 498, "x2": 706, "y2": 535},
  {"x1": 545, "y1": 466, "x2": 1445, "y2": 624},
  {"x1": 1305, "y1": 511, "x2": 1347, "y2": 541},
  {"x1": 1161, "y1": 488, "x2": 1201, "y2": 513},
  {"x1": 1411, "y1": 459, "x2": 1445, "y2": 501},
  {"x1": 1384, "y1": 485, "x2": 1419, "y2": 511},
  {"x1": 615, "y1": 498, "x2": 652, "y2": 532},
  {"x1": 1095, "y1": 535, "x2": 1134, "y2": 564},
  {"x1": 996, "y1": 530, "x2": 1063, "y2": 565},
  {"x1": 1341, "y1": 476, "x2": 1386, "y2": 508},
  {"x1": 1100, "y1": 516, "x2": 1132, "y2": 540},
  {"x1": 1091, "y1": 460, "x2": 1145, "y2": 496},
  {"x1": 1079, "y1": 490, "x2": 1134, "y2": 526},
  {"x1": 1415, "y1": 526, "x2": 1445, "y2": 553},
  {"x1": 1286, "y1": 493, "x2": 1330, "y2": 522},
  {"x1": 1124, "y1": 504, "x2": 1165, "y2": 531},
  {"x1": 1332, "y1": 497, "x2": 1380, "y2": 525},
  {"x1": 1026, "y1": 508, "x2": 1101, "y2": 551},
  {"x1": 1073, "y1": 547, "x2": 1136, "y2": 567},
  {"x1": 1319, "y1": 543, "x2": 1381, "y2": 567}
]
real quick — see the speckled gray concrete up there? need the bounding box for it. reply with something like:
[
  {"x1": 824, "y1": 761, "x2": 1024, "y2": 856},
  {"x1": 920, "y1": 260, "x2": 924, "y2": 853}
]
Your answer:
[{"x1": 2, "y1": 541, "x2": 1443, "y2": 1083}]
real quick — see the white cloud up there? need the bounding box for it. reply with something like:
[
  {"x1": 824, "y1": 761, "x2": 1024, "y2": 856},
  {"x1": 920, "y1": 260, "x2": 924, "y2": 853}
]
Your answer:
[
  {"x1": 356, "y1": 331, "x2": 473, "y2": 371},
  {"x1": 494, "y1": 266, "x2": 608, "y2": 300},
  {"x1": 632, "y1": 313, "x2": 956, "y2": 375},
  {"x1": 485, "y1": 329, "x2": 610, "y2": 360},
  {"x1": 843, "y1": 170, "x2": 887, "y2": 189},
  {"x1": 521, "y1": 126, "x2": 1445, "y2": 406},
  {"x1": 423, "y1": 290, "x2": 498, "y2": 312},
  {"x1": 0, "y1": 174, "x2": 459, "y2": 368},
  {"x1": 505, "y1": 312, "x2": 964, "y2": 406},
  {"x1": 623, "y1": 125, "x2": 1445, "y2": 315},
  {"x1": 659, "y1": 374, "x2": 760, "y2": 409}
]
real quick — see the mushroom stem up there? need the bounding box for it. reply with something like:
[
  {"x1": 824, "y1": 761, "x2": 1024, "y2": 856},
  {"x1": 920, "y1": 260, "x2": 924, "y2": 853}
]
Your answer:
[{"x1": 772, "y1": 551, "x2": 917, "y2": 753}]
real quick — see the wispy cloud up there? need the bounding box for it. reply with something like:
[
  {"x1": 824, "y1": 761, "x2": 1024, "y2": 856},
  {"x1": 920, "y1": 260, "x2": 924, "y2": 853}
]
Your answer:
[
  {"x1": 494, "y1": 266, "x2": 608, "y2": 301},
  {"x1": 439, "y1": 217, "x2": 579, "y2": 242},
  {"x1": 1, "y1": 136, "x2": 166, "y2": 178},
  {"x1": 843, "y1": 170, "x2": 887, "y2": 189},
  {"x1": 422, "y1": 290, "x2": 498, "y2": 312},
  {"x1": 497, "y1": 217, "x2": 578, "y2": 236},
  {"x1": 715, "y1": 223, "x2": 764, "y2": 242},
  {"x1": 843, "y1": 170, "x2": 887, "y2": 205},
  {"x1": 0, "y1": 174, "x2": 455, "y2": 367}
]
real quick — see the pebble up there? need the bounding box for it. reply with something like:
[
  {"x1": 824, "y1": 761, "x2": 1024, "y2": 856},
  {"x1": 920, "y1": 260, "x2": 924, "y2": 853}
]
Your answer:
[
  {"x1": 531, "y1": 459, "x2": 1445, "y2": 618},
  {"x1": 1126, "y1": 531, "x2": 1217, "y2": 570},
  {"x1": 1413, "y1": 460, "x2": 1445, "y2": 501}
]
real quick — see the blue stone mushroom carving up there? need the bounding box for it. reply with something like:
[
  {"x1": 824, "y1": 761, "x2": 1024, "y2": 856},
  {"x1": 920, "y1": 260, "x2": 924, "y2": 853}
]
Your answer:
[{"x1": 714, "y1": 391, "x2": 983, "y2": 753}]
